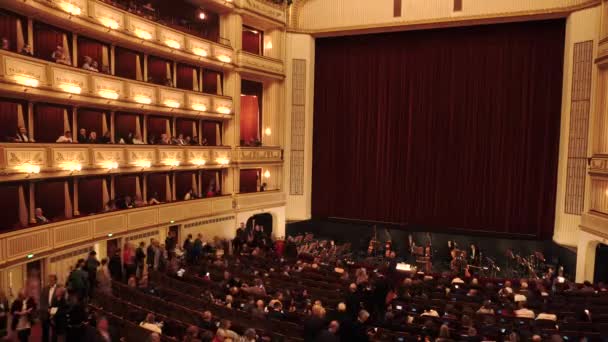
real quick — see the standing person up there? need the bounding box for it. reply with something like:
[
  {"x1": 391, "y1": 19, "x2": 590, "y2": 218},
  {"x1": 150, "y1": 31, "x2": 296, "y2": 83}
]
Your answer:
[
  {"x1": 183, "y1": 234, "x2": 193, "y2": 264},
  {"x1": 10, "y1": 289, "x2": 36, "y2": 342},
  {"x1": 192, "y1": 234, "x2": 203, "y2": 263},
  {"x1": 123, "y1": 243, "x2": 136, "y2": 280},
  {"x1": 66, "y1": 259, "x2": 89, "y2": 302},
  {"x1": 136, "y1": 241, "x2": 146, "y2": 278},
  {"x1": 165, "y1": 231, "x2": 176, "y2": 254},
  {"x1": 0, "y1": 289, "x2": 8, "y2": 339},
  {"x1": 85, "y1": 251, "x2": 100, "y2": 295},
  {"x1": 96, "y1": 259, "x2": 112, "y2": 295},
  {"x1": 65, "y1": 296, "x2": 87, "y2": 342},
  {"x1": 146, "y1": 239, "x2": 156, "y2": 271},
  {"x1": 108, "y1": 248, "x2": 123, "y2": 281},
  {"x1": 51, "y1": 287, "x2": 68, "y2": 342},
  {"x1": 40, "y1": 274, "x2": 59, "y2": 342}
]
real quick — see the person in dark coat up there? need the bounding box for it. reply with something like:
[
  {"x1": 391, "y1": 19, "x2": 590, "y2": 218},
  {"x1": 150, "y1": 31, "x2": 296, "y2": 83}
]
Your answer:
[
  {"x1": 147, "y1": 239, "x2": 156, "y2": 270},
  {"x1": 51, "y1": 287, "x2": 69, "y2": 342},
  {"x1": 85, "y1": 251, "x2": 100, "y2": 295},
  {"x1": 67, "y1": 259, "x2": 89, "y2": 301},
  {"x1": 10, "y1": 289, "x2": 36, "y2": 342},
  {"x1": 315, "y1": 320, "x2": 340, "y2": 342},
  {"x1": 40, "y1": 274, "x2": 59, "y2": 342},
  {"x1": 108, "y1": 249, "x2": 123, "y2": 281},
  {"x1": 135, "y1": 242, "x2": 146, "y2": 278},
  {"x1": 303, "y1": 305, "x2": 327, "y2": 342}
]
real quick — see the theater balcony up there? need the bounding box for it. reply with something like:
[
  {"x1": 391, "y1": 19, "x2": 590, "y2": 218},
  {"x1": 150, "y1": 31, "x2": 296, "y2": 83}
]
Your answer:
[
  {"x1": 234, "y1": 146, "x2": 282, "y2": 164},
  {"x1": 0, "y1": 50, "x2": 233, "y2": 118},
  {"x1": 235, "y1": 51, "x2": 284, "y2": 79}
]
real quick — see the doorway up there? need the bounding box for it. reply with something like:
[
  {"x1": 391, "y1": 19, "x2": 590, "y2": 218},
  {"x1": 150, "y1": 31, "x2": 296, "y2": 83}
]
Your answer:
[
  {"x1": 107, "y1": 238, "x2": 120, "y2": 259},
  {"x1": 594, "y1": 243, "x2": 608, "y2": 283},
  {"x1": 246, "y1": 213, "x2": 273, "y2": 237}
]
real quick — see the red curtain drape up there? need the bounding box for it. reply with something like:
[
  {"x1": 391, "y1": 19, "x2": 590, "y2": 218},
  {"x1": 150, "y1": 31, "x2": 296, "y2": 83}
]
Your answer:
[
  {"x1": 175, "y1": 171, "x2": 194, "y2": 199},
  {"x1": 115, "y1": 113, "x2": 138, "y2": 141},
  {"x1": 201, "y1": 121, "x2": 218, "y2": 146},
  {"x1": 147, "y1": 173, "x2": 167, "y2": 201},
  {"x1": 78, "y1": 177, "x2": 103, "y2": 214},
  {"x1": 114, "y1": 47, "x2": 138, "y2": 80},
  {"x1": 239, "y1": 169, "x2": 259, "y2": 193},
  {"x1": 176, "y1": 118, "x2": 194, "y2": 138},
  {"x1": 34, "y1": 104, "x2": 67, "y2": 142},
  {"x1": 115, "y1": 175, "x2": 137, "y2": 199},
  {"x1": 0, "y1": 11, "x2": 17, "y2": 52},
  {"x1": 148, "y1": 56, "x2": 170, "y2": 85},
  {"x1": 0, "y1": 183, "x2": 21, "y2": 231},
  {"x1": 312, "y1": 20, "x2": 566, "y2": 239},
  {"x1": 77, "y1": 37, "x2": 104, "y2": 68},
  {"x1": 202, "y1": 69, "x2": 220, "y2": 94},
  {"x1": 202, "y1": 170, "x2": 219, "y2": 195},
  {"x1": 0, "y1": 100, "x2": 20, "y2": 141},
  {"x1": 240, "y1": 95, "x2": 260, "y2": 145},
  {"x1": 34, "y1": 23, "x2": 67, "y2": 62},
  {"x1": 35, "y1": 180, "x2": 66, "y2": 221},
  {"x1": 147, "y1": 116, "x2": 170, "y2": 139},
  {"x1": 176, "y1": 64, "x2": 195, "y2": 91},
  {"x1": 77, "y1": 109, "x2": 104, "y2": 136},
  {"x1": 242, "y1": 29, "x2": 261, "y2": 55}
]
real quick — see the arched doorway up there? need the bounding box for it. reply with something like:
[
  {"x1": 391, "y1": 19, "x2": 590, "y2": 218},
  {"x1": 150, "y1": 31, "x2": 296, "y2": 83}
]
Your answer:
[
  {"x1": 246, "y1": 213, "x2": 273, "y2": 237},
  {"x1": 594, "y1": 243, "x2": 608, "y2": 283}
]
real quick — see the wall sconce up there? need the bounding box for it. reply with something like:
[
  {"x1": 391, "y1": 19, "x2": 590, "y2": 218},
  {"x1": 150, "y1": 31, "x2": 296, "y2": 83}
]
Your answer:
[
  {"x1": 13, "y1": 75, "x2": 39, "y2": 88},
  {"x1": 163, "y1": 159, "x2": 180, "y2": 167},
  {"x1": 134, "y1": 29, "x2": 152, "y2": 40},
  {"x1": 58, "y1": 2, "x2": 82, "y2": 15},
  {"x1": 191, "y1": 159, "x2": 206, "y2": 166},
  {"x1": 265, "y1": 41, "x2": 273, "y2": 50},
  {"x1": 198, "y1": 12, "x2": 206, "y2": 20},
  {"x1": 99, "y1": 17, "x2": 120, "y2": 30},
  {"x1": 192, "y1": 48, "x2": 208, "y2": 57},
  {"x1": 133, "y1": 95, "x2": 152, "y2": 104},
  {"x1": 58, "y1": 83, "x2": 82, "y2": 94},
  {"x1": 164, "y1": 99, "x2": 181, "y2": 108},
  {"x1": 102, "y1": 161, "x2": 119, "y2": 170},
  {"x1": 264, "y1": 127, "x2": 272, "y2": 136},
  {"x1": 60, "y1": 161, "x2": 82, "y2": 172},
  {"x1": 98, "y1": 89, "x2": 119, "y2": 100},
  {"x1": 165, "y1": 39, "x2": 181, "y2": 49},
  {"x1": 192, "y1": 104, "x2": 207, "y2": 112},
  {"x1": 217, "y1": 55, "x2": 232, "y2": 63},
  {"x1": 264, "y1": 170, "x2": 271, "y2": 179},
  {"x1": 215, "y1": 157, "x2": 230, "y2": 165},
  {"x1": 216, "y1": 106, "x2": 231, "y2": 114},
  {"x1": 133, "y1": 160, "x2": 151, "y2": 168},
  {"x1": 15, "y1": 162, "x2": 41, "y2": 175}
]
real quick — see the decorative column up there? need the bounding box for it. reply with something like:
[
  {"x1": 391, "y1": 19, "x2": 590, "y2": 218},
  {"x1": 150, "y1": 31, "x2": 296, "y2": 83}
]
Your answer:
[
  {"x1": 110, "y1": 111, "x2": 116, "y2": 143},
  {"x1": 72, "y1": 33, "x2": 78, "y2": 68},
  {"x1": 27, "y1": 18, "x2": 34, "y2": 54},
  {"x1": 73, "y1": 178, "x2": 80, "y2": 216},
  {"x1": 71, "y1": 107, "x2": 78, "y2": 138},
  {"x1": 28, "y1": 182, "x2": 35, "y2": 224},
  {"x1": 18, "y1": 184, "x2": 28, "y2": 227},
  {"x1": 110, "y1": 45, "x2": 116, "y2": 75},
  {"x1": 27, "y1": 102, "x2": 34, "y2": 141},
  {"x1": 64, "y1": 181, "x2": 73, "y2": 219}
]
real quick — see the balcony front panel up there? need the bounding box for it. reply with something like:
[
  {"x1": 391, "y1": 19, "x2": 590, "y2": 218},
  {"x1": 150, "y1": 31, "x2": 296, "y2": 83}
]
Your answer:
[
  {"x1": 187, "y1": 93, "x2": 213, "y2": 113},
  {"x1": 186, "y1": 38, "x2": 212, "y2": 59},
  {"x1": 213, "y1": 45, "x2": 234, "y2": 64},
  {"x1": 235, "y1": 190, "x2": 285, "y2": 210},
  {"x1": 50, "y1": 146, "x2": 90, "y2": 171},
  {"x1": 125, "y1": 15, "x2": 157, "y2": 41},
  {"x1": 93, "y1": 214, "x2": 127, "y2": 238},
  {"x1": 235, "y1": 146, "x2": 282, "y2": 164},
  {"x1": 50, "y1": 0, "x2": 89, "y2": 16},
  {"x1": 212, "y1": 97, "x2": 234, "y2": 115},
  {"x1": 158, "y1": 88, "x2": 186, "y2": 109},
  {"x1": 212, "y1": 196, "x2": 234, "y2": 213},
  {"x1": 125, "y1": 82, "x2": 158, "y2": 105},
  {"x1": 157, "y1": 148, "x2": 186, "y2": 167},
  {"x1": 53, "y1": 220, "x2": 92, "y2": 249},
  {"x1": 91, "y1": 75, "x2": 125, "y2": 100},
  {"x1": 126, "y1": 147, "x2": 157, "y2": 168},
  {"x1": 1, "y1": 54, "x2": 48, "y2": 85},
  {"x1": 5, "y1": 228, "x2": 51, "y2": 262},
  {"x1": 186, "y1": 148, "x2": 212, "y2": 166},
  {"x1": 127, "y1": 207, "x2": 159, "y2": 229},
  {"x1": 235, "y1": 0, "x2": 287, "y2": 26},
  {"x1": 88, "y1": 1, "x2": 125, "y2": 30},
  {"x1": 236, "y1": 51, "x2": 285, "y2": 78},
  {"x1": 91, "y1": 147, "x2": 127, "y2": 168},
  {"x1": 0, "y1": 146, "x2": 47, "y2": 174},
  {"x1": 49, "y1": 65, "x2": 90, "y2": 95},
  {"x1": 158, "y1": 27, "x2": 186, "y2": 51}
]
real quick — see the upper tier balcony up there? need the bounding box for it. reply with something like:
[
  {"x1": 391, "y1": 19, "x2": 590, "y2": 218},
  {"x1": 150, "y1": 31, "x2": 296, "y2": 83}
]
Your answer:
[
  {"x1": 0, "y1": 50, "x2": 234, "y2": 118},
  {"x1": 236, "y1": 50, "x2": 285, "y2": 79},
  {"x1": 234, "y1": 146, "x2": 282, "y2": 164}
]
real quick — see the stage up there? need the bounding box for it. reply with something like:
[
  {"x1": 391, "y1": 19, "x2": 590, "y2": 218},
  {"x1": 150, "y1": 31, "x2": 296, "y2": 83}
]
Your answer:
[{"x1": 287, "y1": 219, "x2": 577, "y2": 279}]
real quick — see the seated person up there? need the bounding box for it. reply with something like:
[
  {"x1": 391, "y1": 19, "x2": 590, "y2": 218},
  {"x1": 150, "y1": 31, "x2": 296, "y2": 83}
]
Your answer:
[
  {"x1": 205, "y1": 185, "x2": 216, "y2": 198},
  {"x1": 191, "y1": 136, "x2": 199, "y2": 145},
  {"x1": 133, "y1": 194, "x2": 146, "y2": 207},
  {"x1": 76, "y1": 128, "x2": 87, "y2": 143},
  {"x1": 82, "y1": 56, "x2": 96, "y2": 71},
  {"x1": 139, "y1": 313, "x2": 162, "y2": 334},
  {"x1": 163, "y1": 77, "x2": 173, "y2": 87},
  {"x1": 52, "y1": 46, "x2": 71, "y2": 65},
  {"x1": 14, "y1": 126, "x2": 34, "y2": 142},
  {"x1": 158, "y1": 133, "x2": 170, "y2": 145},
  {"x1": 184, "y1": 189, "x2": 195, "y2": 201},
  {"x1": 87, "y1": 131, "x2": 98, "y2": 144},
  {"x1": 184, "y1": 136, "x2": 192, "y2": 145},
  {"x1": 1, "y1": 38, "x2": 9, "y2": 50},
  {"x1": 20, "y1": 44, "x2": 33, "y2": 56},
  {"x1": 132, "y1": 133, "x2": 145, "y2": 145},
  {"x1": 91, "y1": 61, "x2": 99, "y2": 72},
  {"x1": 56, "y1": 131, "x2": 74, "y2": 143},
  {"x1": 514, "y1": 302, "x2": 535, "y2": 319},
  {"x1": 201, "y1": 137, "x2": 208, "y2": 146},
  {"x1": 175, "y1": 134, "x2": 186, "y2": 145},
  {"x1": 98, "y1": 131, "x2": 111, "y2": 144},
  {"x1": 35, "y1": 207, "x2": 49, "y2": 223},
  {"x1": 148, "y1": 192, "x2": 161, "y2": 205},
  {"x1": 103, "y1": 200, "x2": 117, "y2": 212}
]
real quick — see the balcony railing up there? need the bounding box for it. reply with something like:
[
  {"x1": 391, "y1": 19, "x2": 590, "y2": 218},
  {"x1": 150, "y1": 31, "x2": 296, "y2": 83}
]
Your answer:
[
  {"x1": 0, "y1": 143, "x2": 233, "y2": 178},
  {"x1": 234, "y1": 146, "x2": 282, "y2": 164},
  {"x1": 0, "y1": 50, "x2": 234, "y2": 117},
  {"x1": 236, "y1": 51, "x2": 285, "y2": 78},
  {"x1": 234, "y1": 0, "x2": 288, "y2": 26}
]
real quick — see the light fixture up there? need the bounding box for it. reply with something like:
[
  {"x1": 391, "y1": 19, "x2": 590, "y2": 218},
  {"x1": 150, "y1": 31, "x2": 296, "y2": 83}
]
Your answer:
[
  {"x1": 198, "y1": 12, "x2": 206, "y2": 20},
  {"x1": 107, "y1": 233, "x2": 113, "y2": 237},
  {"x1": 133, "y1": 95, "x2": 152, "y2": 104},
  {"x1": 164, "y1": 99, "x2": 181, "y2": 108},
  {"x1": 133, "y1": 160, "x2": 151, "y2": 168},
  {"x1": 58, "y1": 1, "x2": 82, "y2": 15},
  {"x1": 264, "y1": 170, "x2": 271, "y2": 179},
  {"x1": 191, "y1": 159, "x2": 206, "y2": 166},
  {"x1": 265, "y1": 41, "x2": 273, "y2": 50},
  {"x1": 217, "y1": 55, "x2": 231, "y2": 63},
  {"x1": 215, "y1": 157, "x2": 230, "y2": 165},
  {"x1": 192, "y1": 47, "x2": 208, "y2": 57},
  {"x1": 216, "y1": 106, "x2": 231, "y2": 114},
  {"x1": 98, "y1": 89, "x2": 119, "y2": 100},
  {"x1": 134, "y1": 29, "x2": 152, "y2": 40},
  {"x1": 165, "y1": 39, "x2": 181, "y2": 49},
  {"x1": 264, "y1": 127, "x2": 272, "y2": 136},
  {"x1": 15, "y1": 162, "x2": 41, "y2": 174},
  {"x1": 102, "y1": 161, "x2": 119, "y2": 170},
  {"x1": 99, "y1": 17, "x2": 119, "y2": 30},
  {"x1": 60, "y1": 161, "x2": 82, "y2": 172},
  {"x1": 192, "y1": 104, "x2": 207, "y2": 111},
  {"x1": 59, "y1": 83, "x2": 82, "y2": 94},
  {"x1": 13, "y1": 75, "x2": 39, "y2": 87},
  {"x1": 26, "y1": 254, "x2": 34, "y2": 259},
  {"x1": 163, "y1": 159, "x2": 180, "y2": 167}
]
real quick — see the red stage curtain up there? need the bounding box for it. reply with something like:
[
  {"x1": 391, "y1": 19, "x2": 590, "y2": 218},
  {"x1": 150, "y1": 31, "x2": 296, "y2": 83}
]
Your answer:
[
  {"x1": 0, "y1": 183, "x2": 21, "y2": 231},
  {"x1": 115, "y1": 113, "x2": 138, "y2": 141},
  {"x1": 147, "y1": 116, "x2": 170, "y2": 139},
  {"x1": 115, "y1": 47, "x2": 138, "y2": 80},
  {"x1": 312, "y1": 20, "x2": 566, "y2": 239},
  {"x1": 115, "y1": 175, "x2": 137, "y2": 198},
  {"x1": 35, "y1": 180, "x2": 66, "y2": 221},
  {"x1": 176, "y1": 64, "x2": 195, "y2": 91},
  {"x1": 77, "y1": 109, "x2": 104, "y2": 136},
  {"x1": 175, "y1": 171, "x2": 194, "y2": 199},
  {"x1": 147, "y1": 173, "x2": 167, "y2": 201},
  {"x1": 240, "y1": 95, "x2": 260, "y2": 145},
  {"x1": 202, "y1": 69, "x2": 220, "y2": 94},
  {"x1": 78, "y1": 177, "x2": 103, "y2": 214},
  {"x1": 0, "y1": 11, "x2": 17, "y2": 52},
  {"x1": 77, "y1": 37, "x2": 104, "y2": 68},
  {"x1": 239, "y1": 169, "x2": 259, "y2": 193},
  {"x1": 201, "y1": 121, "x2": 218, "y2": 146},
  {"x1": 242, "y1": 28, "x2": 261, "y2": 55},
  {"x1": 34, "y1": 23, "x2": 67, "y2": 62},
  {"x1": 34, "y1": 104, "x2": 66, "y2": 142},
  {"x1": 176, "y1": 118, "x2": 194, "y2": 138},
  {"x1": 0, "y1": 100, "x2": 20, "y2": 141},
  {"x1": 148, "y1": 56, "x2": 170, "y2": 85}
]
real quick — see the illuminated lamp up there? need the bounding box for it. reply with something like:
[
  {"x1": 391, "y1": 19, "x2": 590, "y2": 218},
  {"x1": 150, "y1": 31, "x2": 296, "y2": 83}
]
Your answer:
[
  {"x1": 15, "y1": 162, "x2": 41, "y2": 174},
  {"x1": 13, "y1": 75, "x2": 39, "y2": 87},
  {"x1": 163, "y1": 99, "x2": 181, "y2": 108},
  {"x1": 216, "y1": 106, "x2": 231, "y2": 114},
  {"x1": 191, "y1": 159, "x2": 206, "y2": 166},
  {"x1": 165, "y1": 39, "x2": 181, "y2": 49},
  {"x1": 58, "y1": 2, "x2": 82, "y2": 15},
  {"x1": 217, "y1": 55, "x2": 231, "y2": 63},
  {"x1": 134, "y1": 95, "x2": 152, "y2": 104},
  {"x1": 192, "y1": 103, "x2": 207, "y2": 112},
  {"x1": 58, "y1": 83, "x2": 82, "y2": 94},
  {"x1": 99, "y1": 17, "x2": 119, "y2": 30},
  {"x1": 192, "y1": 47, "x2": 208, "y2": 57},
  {"x1": 135, "y1": 29, "x2": 152, "y2": 40},
  {"x1": 98, "y1": 89, "x2": 119, "y2": 100}
]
